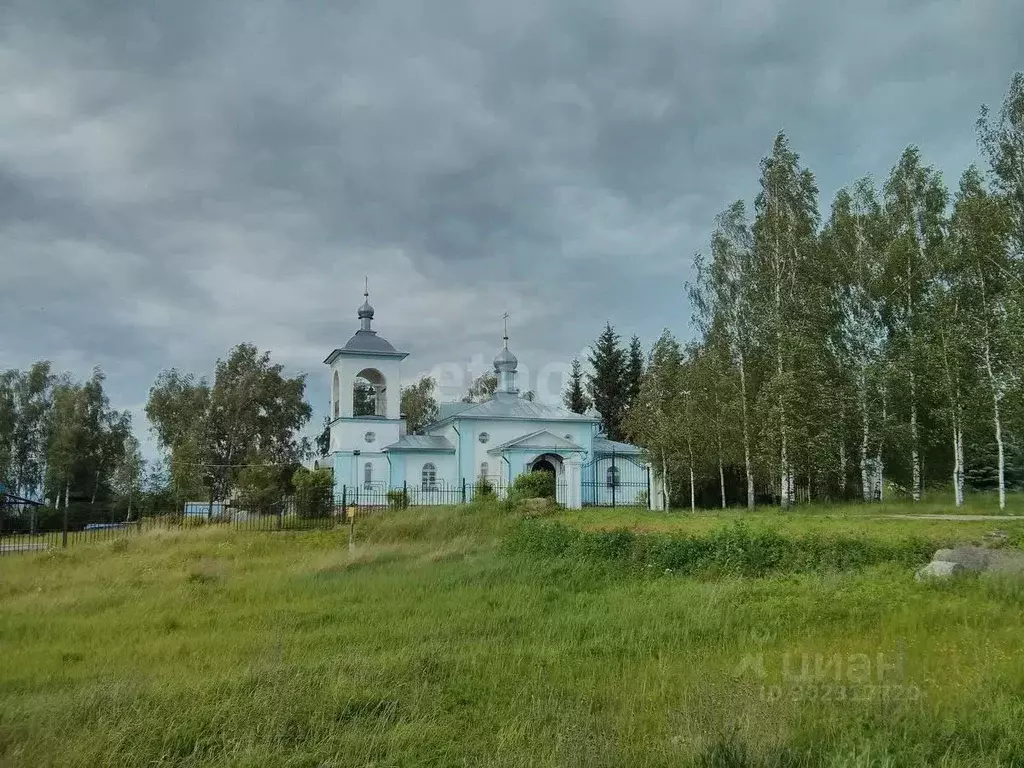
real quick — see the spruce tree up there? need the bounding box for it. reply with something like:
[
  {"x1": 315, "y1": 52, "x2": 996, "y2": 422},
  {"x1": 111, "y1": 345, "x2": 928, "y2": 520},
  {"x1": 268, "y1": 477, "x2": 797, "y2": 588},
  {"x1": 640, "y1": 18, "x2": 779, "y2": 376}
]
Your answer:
[
  {"x1": 625, "y1": 335, "x2": 644, "y2": 411},
  {"x1": 587, "y1": 323, "x2": 628, "y2": 440},
  {"x1": 562, "y1": 358, "x2": 591, "y2": 414}
]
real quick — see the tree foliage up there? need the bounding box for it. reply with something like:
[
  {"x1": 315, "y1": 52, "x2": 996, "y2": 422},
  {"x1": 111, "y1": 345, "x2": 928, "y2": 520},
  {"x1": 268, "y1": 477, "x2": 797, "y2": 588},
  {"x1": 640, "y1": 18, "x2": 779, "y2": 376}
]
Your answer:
[
  {"x1": 0, "y1": 363, "x2": 133, "y2": 508},
  {"x1": 587, "y1": 323, "x2": 628, "y2": 441},
  {"x1": 626, "y1": 72, "x2": 1024, "y2": 508},
  {"x1": 562, "y1": 357, "x2": 591, "y2": 414},
  {"x1": 461, "y1": 373, "x2": 497, "y2": 403},
  {"x1": 401, "y1": 376, "x2": 440, "y2": 433},
  {"x1": 146, "y1": 343, "x2": 312, "y2": 502}
]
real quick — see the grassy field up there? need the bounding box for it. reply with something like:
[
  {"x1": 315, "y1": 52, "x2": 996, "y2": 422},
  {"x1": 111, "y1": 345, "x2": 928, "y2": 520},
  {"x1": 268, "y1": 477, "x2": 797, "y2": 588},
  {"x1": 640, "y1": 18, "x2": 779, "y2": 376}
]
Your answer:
[
  {"x1": 2, "y1": 501, "x2": 1023, "y2": 767},
  {"x1": 557, "y1": 492, "x2": 1024, "y2": 543}
]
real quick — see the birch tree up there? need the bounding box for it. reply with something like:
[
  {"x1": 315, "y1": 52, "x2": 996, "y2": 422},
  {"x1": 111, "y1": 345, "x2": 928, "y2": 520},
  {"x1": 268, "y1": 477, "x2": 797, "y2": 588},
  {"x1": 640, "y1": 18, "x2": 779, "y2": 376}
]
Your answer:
[
  {"x1": 686, "y1": 337, "x2": 737, "y2": 508},
  {"x1": 950, "y1": 167, "x2": 1017, "y2": 507},
  {"x1": 7, "y1": 363, "x2": 55, "y2": 498},
  {"x1": 46, "y1": 378, "x2": 84, "y2": 509},
  {"x1": 625, "y1": 331, "x2": 684, "y2": 508},
  {"x1": 882, "y1": 147, "x2": 947, "y2": 501},
  {"x1": 929, "y1": 255, "x2": 973, "y2": 506},
  {"x1": 751, "y1": 133, "x2": 820, "y2": 508},
  {"x1": 823, "y1": 179, "x2": 889, "y2": 501},
  {"x1": 978, "y1": 72, "x2": 1024, "y2": 261},
  {"x1": 690, "y1": 200, "x2": 758, "y2": 508},
  {"x1": 112, "y1": 435, "x2": 145, "y2": 520},
  {"x1": 977, "y1": 72, "x2": 1024, "y2": 505}
]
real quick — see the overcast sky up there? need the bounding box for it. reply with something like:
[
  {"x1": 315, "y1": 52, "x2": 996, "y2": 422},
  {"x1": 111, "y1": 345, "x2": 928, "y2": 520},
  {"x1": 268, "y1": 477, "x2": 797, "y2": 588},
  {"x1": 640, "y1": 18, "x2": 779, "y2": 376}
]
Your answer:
[{"x1": 2, "y1": 0, "x2": 1021, "y2": 454}]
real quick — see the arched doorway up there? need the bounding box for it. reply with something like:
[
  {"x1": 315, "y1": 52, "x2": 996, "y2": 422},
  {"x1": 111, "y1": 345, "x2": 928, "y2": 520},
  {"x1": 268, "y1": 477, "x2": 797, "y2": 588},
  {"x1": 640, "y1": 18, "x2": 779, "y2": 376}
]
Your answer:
[
  {"x1": 529, "y1": 453, "x2": 565, "y2": 505},
  {"x1": 532, "y1": 458, "x2": 556, "y2": 474}
]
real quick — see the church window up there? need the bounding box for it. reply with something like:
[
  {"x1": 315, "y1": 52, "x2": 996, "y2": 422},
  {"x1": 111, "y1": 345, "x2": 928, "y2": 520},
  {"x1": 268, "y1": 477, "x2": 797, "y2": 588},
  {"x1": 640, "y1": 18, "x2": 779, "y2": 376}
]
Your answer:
[
  {"x1": 364, "y1": 431, "x2": 376, "y2": 443},
  {"x1": 364, "y1": 462, "x2": 373, "y2": 489},
  {"x1": 332, "y1": 371, "x2": 340, "y2": 419},
  {"x1": 478, "y1": 432, "x2": 490, "y2": 444},
  {"x1": 606, "y1": 466, "x2": 620, "y2": 488},
  {"x1": 421, "y1": 463, "x2": 437, "y2": 491},
  {"x1": 479, "y1": 461, "x2": 489, "y2": 478},
  {"x1": 564, "y1": 434, "x2": 572, "y2": 440}
]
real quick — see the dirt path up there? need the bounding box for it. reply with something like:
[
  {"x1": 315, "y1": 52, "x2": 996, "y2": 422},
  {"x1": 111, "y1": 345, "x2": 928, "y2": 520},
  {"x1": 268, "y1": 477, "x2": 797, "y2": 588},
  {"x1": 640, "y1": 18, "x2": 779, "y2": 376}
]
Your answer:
[{"x1": 881, "y1": 514, "x2": 1024, "y2": 521}]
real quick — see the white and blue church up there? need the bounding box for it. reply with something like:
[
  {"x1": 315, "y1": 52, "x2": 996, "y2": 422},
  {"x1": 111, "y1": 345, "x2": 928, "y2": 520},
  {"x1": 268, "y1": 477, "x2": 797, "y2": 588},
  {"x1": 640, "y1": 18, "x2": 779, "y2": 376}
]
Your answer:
[{"x1": 322, "y1": 291, "x2": 661, "y2": 509}]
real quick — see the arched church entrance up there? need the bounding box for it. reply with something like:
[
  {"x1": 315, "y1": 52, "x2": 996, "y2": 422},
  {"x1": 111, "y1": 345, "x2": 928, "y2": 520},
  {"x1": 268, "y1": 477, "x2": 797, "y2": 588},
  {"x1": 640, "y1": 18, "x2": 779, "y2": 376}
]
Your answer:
[
  {"x1": 532, "y1": 457, "x2": 556, "y2": 474},
  {"x1": 529, "y1": 453, "x2": 566, "y2": 506}
]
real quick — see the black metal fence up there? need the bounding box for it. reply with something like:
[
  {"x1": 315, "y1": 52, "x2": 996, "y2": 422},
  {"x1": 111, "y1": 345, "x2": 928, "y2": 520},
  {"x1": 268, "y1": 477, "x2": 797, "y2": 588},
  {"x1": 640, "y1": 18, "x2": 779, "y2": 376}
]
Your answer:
[
  {"x1": 0, "y1": 490, "x2": 344, "y2": 557},
  {"x1": 1, "y1": 474, "x2": 641, "y2": 558},
  {"x1": 581, "y1": 453, "x2": 651, "y2": 508},
  {"x1": 0, "y1": 482, "x2": 517, "y2": 557}
]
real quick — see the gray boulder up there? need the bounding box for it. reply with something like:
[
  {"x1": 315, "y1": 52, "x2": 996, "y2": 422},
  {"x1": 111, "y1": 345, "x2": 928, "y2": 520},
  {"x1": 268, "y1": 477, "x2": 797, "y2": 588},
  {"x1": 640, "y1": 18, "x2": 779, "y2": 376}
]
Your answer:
[
  {"x1": 987, "y1": 550, "x2": 1024, "y2": 575},
  {"x1": 916, "y1": 561, "x2": 966, "y2": 581}
]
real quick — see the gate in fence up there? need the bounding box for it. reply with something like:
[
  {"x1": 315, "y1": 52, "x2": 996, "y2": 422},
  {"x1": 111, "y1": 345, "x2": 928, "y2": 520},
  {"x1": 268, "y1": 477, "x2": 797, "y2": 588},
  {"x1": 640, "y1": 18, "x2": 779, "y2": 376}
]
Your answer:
[{"x1": 580, "y1": 451, "x2": 651, "y2": 508}]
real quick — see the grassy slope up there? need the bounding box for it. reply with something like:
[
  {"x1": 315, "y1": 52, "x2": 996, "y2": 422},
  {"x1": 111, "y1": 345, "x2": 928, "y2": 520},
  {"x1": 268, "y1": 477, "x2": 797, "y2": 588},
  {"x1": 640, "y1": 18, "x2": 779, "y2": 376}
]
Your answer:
[
  {"x1": 559, "y1": 492, "x2": 1024, "y2": 541},
  {"x1": 1, "y1": 504, "x2": 1023, "y2": 767}
]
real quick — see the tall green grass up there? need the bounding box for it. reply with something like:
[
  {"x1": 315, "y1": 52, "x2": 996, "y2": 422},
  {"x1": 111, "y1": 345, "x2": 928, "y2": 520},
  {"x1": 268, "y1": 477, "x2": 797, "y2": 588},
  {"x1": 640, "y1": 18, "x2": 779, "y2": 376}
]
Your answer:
[
  {"x1": 1, "y1": 501, "x2": 1023, "y2": 767},
  {"x1": 506, "y1": 519, "x2": 940, "y2": 577}
]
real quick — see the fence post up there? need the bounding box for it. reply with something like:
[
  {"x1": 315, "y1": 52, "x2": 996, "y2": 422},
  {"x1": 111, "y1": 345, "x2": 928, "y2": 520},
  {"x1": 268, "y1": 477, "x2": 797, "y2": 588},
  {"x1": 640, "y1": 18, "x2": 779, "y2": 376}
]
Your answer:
[
  {"x1": 645, "y1": 465, "x2": 651, "y2": 510},
  {"x1": 277, "y1": 500, "x2": 283, "y2": 530},
  {"x1": 461, "y1": 477, "x2": 466, "y2": 505},
  {"x1": 403, "y1": 480, "x2": 407, "y2": 508},
  {"x1": 341, "y1": 485, "x2": 347, "y2": 520},
  {"x1": 348, "y1": 509, "x2": 355, "y2": 552},
  {"x1": 611, "y1": 449, "x2": 617, "y2": 509},
  {"x1": 62, "y1": 503, "x2": 69, "y2": 548}
]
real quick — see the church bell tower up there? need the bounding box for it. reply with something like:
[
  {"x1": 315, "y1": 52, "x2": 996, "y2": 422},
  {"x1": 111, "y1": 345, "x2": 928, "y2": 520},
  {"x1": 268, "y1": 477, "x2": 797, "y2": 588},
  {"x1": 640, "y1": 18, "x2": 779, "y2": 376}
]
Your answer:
[{"x1": 322, "y1": 286, "x2": 408, "y2": 490}]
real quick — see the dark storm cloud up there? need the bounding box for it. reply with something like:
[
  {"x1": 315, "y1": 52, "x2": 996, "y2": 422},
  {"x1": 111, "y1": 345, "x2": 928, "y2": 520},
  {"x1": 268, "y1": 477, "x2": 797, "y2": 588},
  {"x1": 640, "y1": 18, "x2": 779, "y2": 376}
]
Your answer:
[{"x1": 1, "y1": 0, "x2": 1021, "y2": 449}]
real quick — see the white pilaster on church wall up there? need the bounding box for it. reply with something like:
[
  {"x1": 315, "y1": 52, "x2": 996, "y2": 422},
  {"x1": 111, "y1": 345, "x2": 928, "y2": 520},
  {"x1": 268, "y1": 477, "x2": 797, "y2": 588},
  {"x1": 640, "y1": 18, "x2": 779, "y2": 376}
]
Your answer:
[{"x1": 565, "y1": 455, "x2": 582, "y2": 509}]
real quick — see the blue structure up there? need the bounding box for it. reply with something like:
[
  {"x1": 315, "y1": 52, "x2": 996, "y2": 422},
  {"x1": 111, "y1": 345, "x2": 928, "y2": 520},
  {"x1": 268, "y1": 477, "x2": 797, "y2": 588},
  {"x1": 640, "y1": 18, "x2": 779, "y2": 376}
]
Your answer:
[{"x1": 323, "y1": 290, "x2": 658, "y2": 508}]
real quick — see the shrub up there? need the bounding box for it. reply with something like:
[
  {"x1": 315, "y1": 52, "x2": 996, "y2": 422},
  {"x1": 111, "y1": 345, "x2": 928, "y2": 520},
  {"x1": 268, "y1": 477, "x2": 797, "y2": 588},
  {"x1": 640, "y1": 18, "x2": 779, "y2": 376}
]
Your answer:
[
  {"x1": 509, "y1": 471, "x2": 556, "y2": 502},
  {"x1": 473, "y1": 477, "x2": 495, "y2": 500},
  {"x1": 387, "y1": 488, "x2": 410, "y2": 509},
  {"x1": 293, "y1": 467, "x2": 334, "y2": 518}
]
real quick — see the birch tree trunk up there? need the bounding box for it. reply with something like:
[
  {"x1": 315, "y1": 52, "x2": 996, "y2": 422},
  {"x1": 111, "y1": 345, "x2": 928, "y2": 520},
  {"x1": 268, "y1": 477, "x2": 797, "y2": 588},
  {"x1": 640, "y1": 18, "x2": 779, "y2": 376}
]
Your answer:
[
  {"x1": 687, "y1": 432, "x2": 696, "y2": 513},
  {"x1": 952, "y1": 411, "x2": 964, "y2": 507},
  {"x1": 877, "y1": 387, "x2": 887, "y2": 502},
  {"x1": 980, "y1": 294, "x2": 1007, "y2": 509},
  {"x1": 719, "y1": 463, "x2": 726, "y2": 509},
  {"x1": 859, "y1": 364, "x2": 871, "y2": 501},
  {"x1": 776, "y1": 275, "x2": 793, "y2": 509},
  {"x1": 838, "y1": 402, "x2": 847, "y2": 499},
  {"x1": 983, "y1": 337, "x2": 1007, "y2": 509},
  {"x1": 909, "y1": 208, "x2": 926, "y2": 502},
  {"x1": 910, "y1": 372, "x2": 921, "y2": 501},
  {"x1": 661, "y1": 452, "x2": 671, "y2": 510},
  {"x1": 738, "y1": 354, "x2": 755, "y2": 509},
  {"x1": 714, "y1": 389, "x2": 727, "y2": 509}
]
